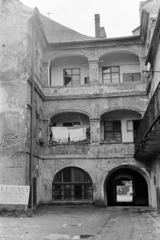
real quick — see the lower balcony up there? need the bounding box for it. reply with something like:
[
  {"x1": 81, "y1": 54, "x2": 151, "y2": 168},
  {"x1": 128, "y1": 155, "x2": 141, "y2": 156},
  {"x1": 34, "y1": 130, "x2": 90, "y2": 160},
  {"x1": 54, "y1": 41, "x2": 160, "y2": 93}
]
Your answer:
[
  {"x1": 41, "y1": 142, "x2": 134, "y2": 158},
  {"x1": 134, "y1": 83, "x2": 160, "y2": 161}
]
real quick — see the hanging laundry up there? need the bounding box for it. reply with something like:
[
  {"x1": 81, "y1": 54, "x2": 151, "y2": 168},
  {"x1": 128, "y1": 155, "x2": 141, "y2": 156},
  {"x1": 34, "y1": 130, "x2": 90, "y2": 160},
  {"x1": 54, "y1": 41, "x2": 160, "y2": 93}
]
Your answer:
[
  {"x1": 51, "y1": 127, "x2": 69, "y2": 142},
  {"x1": 69, "y1": 127, "x2": 86, "y2": 142}
]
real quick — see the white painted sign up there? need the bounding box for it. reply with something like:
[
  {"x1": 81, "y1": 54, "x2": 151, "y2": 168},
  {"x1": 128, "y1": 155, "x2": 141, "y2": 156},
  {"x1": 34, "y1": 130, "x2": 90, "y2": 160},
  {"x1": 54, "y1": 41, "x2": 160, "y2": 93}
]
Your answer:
[{"x1": 0, "y1": 185, "x2": 30, "y2": 205}]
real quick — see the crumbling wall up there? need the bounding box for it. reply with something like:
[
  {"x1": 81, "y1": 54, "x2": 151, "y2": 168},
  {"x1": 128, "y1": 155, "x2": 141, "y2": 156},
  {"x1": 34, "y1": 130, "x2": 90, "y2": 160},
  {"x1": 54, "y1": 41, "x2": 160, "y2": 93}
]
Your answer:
[{"x1": 0, "y1": 0, "x2": 33, "y2": 187}]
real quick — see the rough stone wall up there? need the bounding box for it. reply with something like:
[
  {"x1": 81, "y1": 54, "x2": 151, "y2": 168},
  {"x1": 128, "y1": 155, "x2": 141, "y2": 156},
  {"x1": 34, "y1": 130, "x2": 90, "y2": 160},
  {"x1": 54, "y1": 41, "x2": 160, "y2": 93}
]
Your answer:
[
  {"x1": 37, "y1": 157, "x2": 147, "y2": 205},
  {"x1": 0, "y1": 0, "x2": 33, "y2": 186},
  {"x1": 44, "y1": 95, "x2": 147, "y2": 119}
]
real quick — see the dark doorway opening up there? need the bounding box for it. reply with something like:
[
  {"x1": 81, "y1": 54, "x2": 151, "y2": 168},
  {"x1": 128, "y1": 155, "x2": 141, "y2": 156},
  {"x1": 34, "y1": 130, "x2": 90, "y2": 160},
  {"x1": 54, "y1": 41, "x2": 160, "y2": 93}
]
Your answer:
[
  {"x1": 52, "y1": 167, "x2": 93, "y2": 201},
  {"x1": 106, "y1": 167, "x2": 148, "y2": 206}
]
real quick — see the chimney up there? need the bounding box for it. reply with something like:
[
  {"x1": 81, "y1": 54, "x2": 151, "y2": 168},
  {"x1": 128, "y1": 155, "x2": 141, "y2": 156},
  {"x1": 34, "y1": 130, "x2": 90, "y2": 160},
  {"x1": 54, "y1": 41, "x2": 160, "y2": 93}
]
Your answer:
[{"x1": 95, "y1": 14, "x2": 100, "y2": 38}]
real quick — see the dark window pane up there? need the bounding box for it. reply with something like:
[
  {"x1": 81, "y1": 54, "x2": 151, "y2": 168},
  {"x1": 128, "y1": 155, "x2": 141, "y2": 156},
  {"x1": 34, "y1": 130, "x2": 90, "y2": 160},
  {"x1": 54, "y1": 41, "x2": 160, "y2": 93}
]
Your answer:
[
  {"x1": 113, "y1": 121, "x2": 121, "y2": 131},
  {"x1": 64, "y1": 76, "x2": 72, "y2": 85},
  {"x1": 63, "y1": 168, "x2": 71, "y2": 182},
  {"x1": 52, "y1": 167, "x2": 93, "y2": 201},
  {"x1": 104, "y1": 121, "x2": 121, "y2": 142},
  {"x1": 54, "y1": 172, "x2": 62, "y2": 182}
]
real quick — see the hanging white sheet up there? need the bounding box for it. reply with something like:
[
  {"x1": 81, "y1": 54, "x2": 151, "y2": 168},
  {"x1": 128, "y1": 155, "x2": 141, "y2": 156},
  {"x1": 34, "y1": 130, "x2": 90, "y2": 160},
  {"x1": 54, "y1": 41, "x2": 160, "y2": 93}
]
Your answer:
[
  {"x1": 51, "y1": 127, "x2": 69, "y2": 142},
  {"x1": 69, "y1": 128, "x2": 86, "y2": 141},
  {"x1": 51, "y1": 127, "x2": 86, "y2": 142}
]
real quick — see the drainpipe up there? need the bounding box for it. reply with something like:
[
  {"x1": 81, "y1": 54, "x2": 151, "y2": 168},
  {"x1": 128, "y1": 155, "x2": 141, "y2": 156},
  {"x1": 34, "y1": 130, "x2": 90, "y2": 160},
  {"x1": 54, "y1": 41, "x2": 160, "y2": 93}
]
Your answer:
[{"x1": 29, "y1": 18, "x2": 43, "y2": 208}]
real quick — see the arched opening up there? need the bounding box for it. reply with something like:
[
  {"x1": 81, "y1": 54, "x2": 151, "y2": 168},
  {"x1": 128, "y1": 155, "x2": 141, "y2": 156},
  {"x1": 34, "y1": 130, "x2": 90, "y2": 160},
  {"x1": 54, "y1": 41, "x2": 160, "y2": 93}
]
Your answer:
[
  {"x1": 52, "y1": 167, "x2": 93, "y2": 201},
  {"x1": 50, "y1": 55, "x2": 89, "y2": 87},
  {"x1": 106, "y1": 167, "x2": 149, "y2": 206},
  {"x1": 50, "y1": 112, "x2": 90, "y2": 144},
  {"x1": 100, "y1": 109, "x2": 142, "y2": 144},
  {"x1": 99, "y1": 52, "x2": 141, "y2": 84}
]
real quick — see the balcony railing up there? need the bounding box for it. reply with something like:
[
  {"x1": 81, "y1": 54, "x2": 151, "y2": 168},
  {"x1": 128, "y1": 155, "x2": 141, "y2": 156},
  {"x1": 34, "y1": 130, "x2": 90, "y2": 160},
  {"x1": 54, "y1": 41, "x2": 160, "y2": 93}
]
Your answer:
[{"x1": 134, "y1": 82, "x2": 160, "y2": 155}]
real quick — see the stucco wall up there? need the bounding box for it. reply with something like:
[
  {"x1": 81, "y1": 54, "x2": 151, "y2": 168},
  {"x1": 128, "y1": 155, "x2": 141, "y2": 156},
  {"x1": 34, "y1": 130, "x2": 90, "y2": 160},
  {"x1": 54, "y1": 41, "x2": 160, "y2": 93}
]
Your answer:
[
  {"x1": 36, "y1": 156, "x2": 148, "y2": 206},
  {"x1": 0, "y1": 0, "x2": 32, "y2": 186}
]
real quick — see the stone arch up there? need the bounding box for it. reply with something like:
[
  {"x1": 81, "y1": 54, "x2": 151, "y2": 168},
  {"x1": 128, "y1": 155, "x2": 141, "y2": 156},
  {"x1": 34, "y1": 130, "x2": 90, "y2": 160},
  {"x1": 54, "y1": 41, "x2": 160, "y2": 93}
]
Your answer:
[
  {"x1": 104, "y1": 164, "x2": 151, "y2": 206},
  {"x1": 97, "y1": 48, "x2": 141, "y2": 60},
  {"x1": 47, "y1": 52, "x2": 89, "y2": 63},
  {"x1": 98, "y1": 107, "x2": 144, "y2": 118},
  {"x1": 47, "y1": 109, "x2": 92, "y2": 120},
  {"x1": 52, "y1": 166, "x2": 93, "y2": 201}
]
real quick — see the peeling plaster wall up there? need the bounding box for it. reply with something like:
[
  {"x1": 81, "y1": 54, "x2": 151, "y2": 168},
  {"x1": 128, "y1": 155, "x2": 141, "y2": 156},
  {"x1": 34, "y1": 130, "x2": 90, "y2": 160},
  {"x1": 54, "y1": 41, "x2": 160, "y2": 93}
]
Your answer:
[
  {"x1": 44, "y1": 95, "x2": 147, "y2": 119},
  {"x1": 37, "y1": 157, "x2": 147, "y2": 205},
  {"x1": 0, "y1": 0, "x2": 33, "y2": 188}
]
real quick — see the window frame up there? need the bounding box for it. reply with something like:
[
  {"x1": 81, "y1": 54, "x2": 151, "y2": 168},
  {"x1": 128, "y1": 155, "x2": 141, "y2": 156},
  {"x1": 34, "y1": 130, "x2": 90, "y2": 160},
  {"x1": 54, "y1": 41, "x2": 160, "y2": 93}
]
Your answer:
[
  {"x1": 63, "y1": 68, "x2": 81, "y2": 86},
  {"x1": 102, "y1": 66, "x2": 120, "y2": 84},
  {"x1": 104, "y1": 120, "x2": 122, "y2": 143},
  {"x1": 123, "y1": 72, "x2": 141, "y2": 82}
]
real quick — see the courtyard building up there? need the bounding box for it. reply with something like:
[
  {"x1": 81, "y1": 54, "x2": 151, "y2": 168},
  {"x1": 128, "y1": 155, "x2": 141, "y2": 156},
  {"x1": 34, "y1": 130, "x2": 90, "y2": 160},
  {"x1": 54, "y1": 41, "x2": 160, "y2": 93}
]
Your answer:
[{"x1": 0, "y1": 0, "x2": 160, "y2": 210}]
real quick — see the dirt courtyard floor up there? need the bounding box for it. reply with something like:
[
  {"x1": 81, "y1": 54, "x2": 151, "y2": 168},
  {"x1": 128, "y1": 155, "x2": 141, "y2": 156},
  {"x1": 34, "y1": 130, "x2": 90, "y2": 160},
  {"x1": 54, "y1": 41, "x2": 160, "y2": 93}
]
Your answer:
[{"x1": 0, "y1": 205, "x2": 160, "y2": 240}]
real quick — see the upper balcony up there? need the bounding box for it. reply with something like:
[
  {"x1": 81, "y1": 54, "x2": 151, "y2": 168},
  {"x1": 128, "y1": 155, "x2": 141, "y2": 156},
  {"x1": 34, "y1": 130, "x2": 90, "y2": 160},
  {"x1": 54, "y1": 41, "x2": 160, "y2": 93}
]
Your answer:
[
  {"x1": 134, "y1": 82, "x2": 160, "y2": 161},
  {"x1": 42, "y1": 52, "x2": 149, "y2": 99}
]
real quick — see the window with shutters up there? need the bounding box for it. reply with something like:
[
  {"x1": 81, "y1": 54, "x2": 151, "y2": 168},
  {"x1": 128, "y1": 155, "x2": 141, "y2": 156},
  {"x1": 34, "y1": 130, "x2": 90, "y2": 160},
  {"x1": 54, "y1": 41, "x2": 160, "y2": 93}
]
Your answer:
[
  {"x1": 64, "y1": 68, "x2": 80, "y2": 86},
  {"x1": 102, "y1": 66, "x2": 120, "y2": 83},
  {"x1": 104, "y1": 121, "x2": 122, "y2": 142},
  {"x1": 52, "y1": 167, "x2": 93, "y2": 201},
  {"x1": 123, "y1": 73, "x2": 141, "y2": 82}
]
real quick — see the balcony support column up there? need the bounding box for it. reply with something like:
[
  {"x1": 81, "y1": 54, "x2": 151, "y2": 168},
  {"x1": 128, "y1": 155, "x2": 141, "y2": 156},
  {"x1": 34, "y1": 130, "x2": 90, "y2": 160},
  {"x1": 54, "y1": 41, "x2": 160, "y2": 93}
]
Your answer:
[
  {"x1": 89, "y1": 60, "x2": 99, "y2": 84},
  {"x1": 43, "y1": 62, "x2": 50, "y2": 86},
  {"x1": 139, "y1": 56, "x2": 147, "y2": 79},
  {"x1": 90, "y1": 117, "x2": 101, "y2": 144},
  {"x1": 42, "y1": 119, "x2": 50, "y2": 144}
]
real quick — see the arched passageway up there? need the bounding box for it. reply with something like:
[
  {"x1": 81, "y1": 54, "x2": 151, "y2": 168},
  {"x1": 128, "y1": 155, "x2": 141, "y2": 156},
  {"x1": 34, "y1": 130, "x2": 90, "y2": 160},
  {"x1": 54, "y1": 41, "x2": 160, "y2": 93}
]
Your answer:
[
  {"x1": 106, "y1": 167, "x2": 149, "y2": 206},
  {"x1": 52, "y1": 167, "x2": 93, "y2": 201}
]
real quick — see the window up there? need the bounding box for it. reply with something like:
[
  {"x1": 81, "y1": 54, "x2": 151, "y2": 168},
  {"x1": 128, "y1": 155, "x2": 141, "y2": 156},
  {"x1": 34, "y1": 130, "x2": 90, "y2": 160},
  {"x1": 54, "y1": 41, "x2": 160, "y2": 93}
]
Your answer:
[
  {"x1": 102, "y1": 66, "x2": 120, "y2": 83},
  {"x1": 64, "y1": 68, "x2": 80, "y2": 86},
  {"x1": 52, "y1": 167, "x2": 93, "y2": 201},
  {"x1": 63, "y1": 122, "x2": 80, "y2": 127},
  {"x1": 84, "y1": 77, "x2": 90, "y2": 84},
  {"x1": 133, "y1": 120, "x2": 141, "y2": 142},
  {"x1": 104, "y1": 121, "x2": 122, "y2": 142},
  {"x1": 123, "y1": 73, "x2": 141, "y2": 82},
  {"x1": 126, "y1": 120, "x2": 141, "y2": 142}
]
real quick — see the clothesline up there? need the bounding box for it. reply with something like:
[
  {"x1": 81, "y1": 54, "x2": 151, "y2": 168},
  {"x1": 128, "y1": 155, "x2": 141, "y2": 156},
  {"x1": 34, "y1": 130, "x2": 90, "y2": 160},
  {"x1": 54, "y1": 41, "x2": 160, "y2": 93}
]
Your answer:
[{"x1": 51, "y1": 126, "x2": 87, "y2": 142}]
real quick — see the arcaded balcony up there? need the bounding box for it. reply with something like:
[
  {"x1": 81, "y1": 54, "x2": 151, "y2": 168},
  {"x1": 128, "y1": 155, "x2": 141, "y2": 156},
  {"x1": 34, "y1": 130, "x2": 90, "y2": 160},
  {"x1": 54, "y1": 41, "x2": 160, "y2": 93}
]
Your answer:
[
  {"x1": 40, "y1": 110, "x2": 141, "y2": 158},
  {"x1": 134, "y1": 83, "x2": 160, "y2": 161},
  {"x1": 43, "y1": 52, "x2": 149, "y2": 98},
  {"x1": 100, "y1": 110, "x2": 142, "y2": 144},
  {"x1": 49, "y1": 112, "x2": 90, "y2": 145}
]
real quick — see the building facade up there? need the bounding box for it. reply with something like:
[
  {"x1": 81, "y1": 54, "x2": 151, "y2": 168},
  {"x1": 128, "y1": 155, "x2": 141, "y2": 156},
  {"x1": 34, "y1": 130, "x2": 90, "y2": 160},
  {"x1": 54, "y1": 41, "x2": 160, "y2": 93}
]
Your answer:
[{"x1": 0, "y1": 0, "x2": 160, "y2": 210}]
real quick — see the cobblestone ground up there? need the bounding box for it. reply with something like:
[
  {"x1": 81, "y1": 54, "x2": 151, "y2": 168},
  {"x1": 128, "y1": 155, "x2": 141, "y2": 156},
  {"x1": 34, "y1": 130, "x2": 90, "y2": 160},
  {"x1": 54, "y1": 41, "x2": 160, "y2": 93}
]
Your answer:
[{"x1": 0, "y1": 205, "x2": 160, "y2": 240}]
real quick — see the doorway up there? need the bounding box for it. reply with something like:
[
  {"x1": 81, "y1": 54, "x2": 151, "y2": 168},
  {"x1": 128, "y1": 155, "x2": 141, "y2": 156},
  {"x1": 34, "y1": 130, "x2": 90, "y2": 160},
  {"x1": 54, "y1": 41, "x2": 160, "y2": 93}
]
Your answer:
[{"x1": 106, "y1": 167, "x2": 148, "y2": 206}]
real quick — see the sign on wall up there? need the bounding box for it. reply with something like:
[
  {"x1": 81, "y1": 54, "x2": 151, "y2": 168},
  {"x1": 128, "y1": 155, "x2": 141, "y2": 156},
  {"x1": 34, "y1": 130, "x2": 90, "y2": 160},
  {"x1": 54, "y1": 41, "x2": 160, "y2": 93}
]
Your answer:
[{"x1": 0, "y1": 185, "x2": 30, "y2": 205}]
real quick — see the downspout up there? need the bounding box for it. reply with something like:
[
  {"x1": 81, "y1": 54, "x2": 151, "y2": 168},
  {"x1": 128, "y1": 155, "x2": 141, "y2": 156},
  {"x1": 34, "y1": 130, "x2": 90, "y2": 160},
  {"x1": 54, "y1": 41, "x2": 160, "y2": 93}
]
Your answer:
[{"x1": 29, "y1": 17, "x2": 43, "y2": 208}]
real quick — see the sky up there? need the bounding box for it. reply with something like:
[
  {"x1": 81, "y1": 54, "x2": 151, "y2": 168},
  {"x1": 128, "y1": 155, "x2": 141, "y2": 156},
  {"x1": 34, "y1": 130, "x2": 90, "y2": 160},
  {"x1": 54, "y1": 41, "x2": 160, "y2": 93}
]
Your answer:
[{"x1": 20, "y1": 0, "x2": 142, "y2": 38}]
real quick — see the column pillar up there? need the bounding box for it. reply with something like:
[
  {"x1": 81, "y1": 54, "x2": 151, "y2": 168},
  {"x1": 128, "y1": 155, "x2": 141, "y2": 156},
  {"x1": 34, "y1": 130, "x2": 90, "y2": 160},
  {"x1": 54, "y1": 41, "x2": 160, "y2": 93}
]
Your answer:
[
  {"x1": 90, "y1": 117, "x2": 101, "y2": 144},
  {"x1": 42, "y1": 118, "x2": 50, "y2": 144},
  {"x1": 43, "y1": 62, "x2": 50, "y2": 86},
  {"x1": 139, "y1": 56, "x2": 147, "y2": 80},
  {"x1": 89, "y1": 60, "x2": 99, "y2": 84}
]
